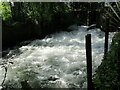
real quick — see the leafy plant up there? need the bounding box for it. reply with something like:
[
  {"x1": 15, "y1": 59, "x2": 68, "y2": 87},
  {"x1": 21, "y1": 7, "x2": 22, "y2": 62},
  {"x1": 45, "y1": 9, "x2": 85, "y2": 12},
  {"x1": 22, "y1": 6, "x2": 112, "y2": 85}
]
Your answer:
[
  {"x1": 93, "y1": 32, "x2": 120, "y2": 90},
  {"x1": 0, "y1": 2, "x2": 12, "y2": 21}
]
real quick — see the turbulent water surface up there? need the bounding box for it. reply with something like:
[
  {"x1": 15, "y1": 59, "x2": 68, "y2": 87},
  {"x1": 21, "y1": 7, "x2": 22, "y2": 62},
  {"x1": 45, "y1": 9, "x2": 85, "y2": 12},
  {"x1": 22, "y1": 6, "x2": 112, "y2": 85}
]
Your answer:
[{"x1": 0, "y1": 25, "x2": 114, "y2": 88}]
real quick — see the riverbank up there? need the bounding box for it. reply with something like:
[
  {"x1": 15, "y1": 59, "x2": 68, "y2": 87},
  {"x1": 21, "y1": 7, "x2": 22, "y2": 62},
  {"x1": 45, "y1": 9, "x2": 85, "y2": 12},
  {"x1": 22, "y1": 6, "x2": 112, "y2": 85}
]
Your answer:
[{"x1": 93, "y1": 32, "x2": 120, "y2": 90}]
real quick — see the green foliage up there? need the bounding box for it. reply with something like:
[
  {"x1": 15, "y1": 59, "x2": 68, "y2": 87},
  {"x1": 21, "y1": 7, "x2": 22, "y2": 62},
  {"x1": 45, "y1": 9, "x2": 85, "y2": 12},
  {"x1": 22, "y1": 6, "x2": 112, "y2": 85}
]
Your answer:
[
  {"x1": 22, "y1": 2, "x2": 74, "y2": 32},
  {"x1": 93, "y1": 32, "x2": 120, "y2": 90},
  {"x1": 0, "y1": 2, "x2": 12, "y2": 21}
]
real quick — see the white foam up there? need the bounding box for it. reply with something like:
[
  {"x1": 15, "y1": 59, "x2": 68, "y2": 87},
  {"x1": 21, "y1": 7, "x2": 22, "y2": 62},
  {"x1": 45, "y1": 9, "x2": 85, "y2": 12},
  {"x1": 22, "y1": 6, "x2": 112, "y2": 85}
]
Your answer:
[{"x1": 0, "y1": 25, "x2": 114, "y2": 88}]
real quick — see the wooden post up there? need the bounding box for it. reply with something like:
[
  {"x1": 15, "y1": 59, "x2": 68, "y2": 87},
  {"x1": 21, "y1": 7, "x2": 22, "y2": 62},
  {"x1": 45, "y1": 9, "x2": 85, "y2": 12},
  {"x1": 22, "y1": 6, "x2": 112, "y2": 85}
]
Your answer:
[
  {"x1": 104, "y1": 19, "x2": 109, "y2": 58},
  {"x1": 0, "y1": 16, "x2": 2, "y2": 58},
  {"x1": 117, "y1": 40, "x2": 120, "y2": 82},
  {"x1": 85, "y1": 34, "x2": 93, "y2": 90}
]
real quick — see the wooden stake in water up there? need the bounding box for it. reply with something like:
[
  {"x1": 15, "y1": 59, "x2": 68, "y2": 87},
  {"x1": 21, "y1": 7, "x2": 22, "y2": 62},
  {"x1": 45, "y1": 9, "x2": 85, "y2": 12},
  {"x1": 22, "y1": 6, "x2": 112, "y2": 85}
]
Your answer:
[
  {"x1": 104, "y1": 19, "x2": 109, "y2": 58},
  {"x1": 85, "y1": 34, "x2": 93, "y2": 90}
]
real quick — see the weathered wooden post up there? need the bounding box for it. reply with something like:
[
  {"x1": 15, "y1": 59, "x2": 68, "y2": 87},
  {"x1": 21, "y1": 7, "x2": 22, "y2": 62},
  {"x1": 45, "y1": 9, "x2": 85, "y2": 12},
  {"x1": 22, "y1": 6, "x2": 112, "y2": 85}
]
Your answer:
[
  {"x1": 0, "y1": 16, "x2": 2, "y2": 58},
  {"x1": 104, "y1": 19, "x2": 109, "y2": 58},
  {"x1": 117, "y1": 40, "x2": 120, "y2": 82},
  {"x1": 85, "y1": 34, "x2": 93, "y2": 90}
]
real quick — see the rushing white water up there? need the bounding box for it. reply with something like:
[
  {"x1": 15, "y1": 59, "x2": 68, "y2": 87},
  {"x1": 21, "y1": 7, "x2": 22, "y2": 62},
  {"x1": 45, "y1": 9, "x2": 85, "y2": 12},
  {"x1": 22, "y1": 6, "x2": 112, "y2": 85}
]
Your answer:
[{"x1": 0, "y1": 25, "x2": 114, "y2": 89}]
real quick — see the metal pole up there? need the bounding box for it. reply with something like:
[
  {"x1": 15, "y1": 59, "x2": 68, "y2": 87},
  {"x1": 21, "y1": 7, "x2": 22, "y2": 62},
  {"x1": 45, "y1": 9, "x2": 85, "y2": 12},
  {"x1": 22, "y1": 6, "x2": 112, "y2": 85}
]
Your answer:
[{"x1": 85, "y1": 34, "x2": 93, "y2": 90}]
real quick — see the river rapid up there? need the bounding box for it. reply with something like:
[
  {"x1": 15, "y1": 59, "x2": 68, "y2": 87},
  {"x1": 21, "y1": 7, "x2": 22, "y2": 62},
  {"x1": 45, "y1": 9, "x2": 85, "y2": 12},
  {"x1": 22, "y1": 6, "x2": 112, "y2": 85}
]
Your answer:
[{"x1": 0, "y1": 25, "x2": 114, "y2": 89}]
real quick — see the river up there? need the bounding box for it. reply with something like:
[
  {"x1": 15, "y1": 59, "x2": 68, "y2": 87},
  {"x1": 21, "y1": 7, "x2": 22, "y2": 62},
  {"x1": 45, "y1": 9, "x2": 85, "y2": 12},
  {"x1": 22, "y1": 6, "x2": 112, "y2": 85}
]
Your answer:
[{"x1": 0, "y1": 25, "x2": 114, "y2": 89}]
